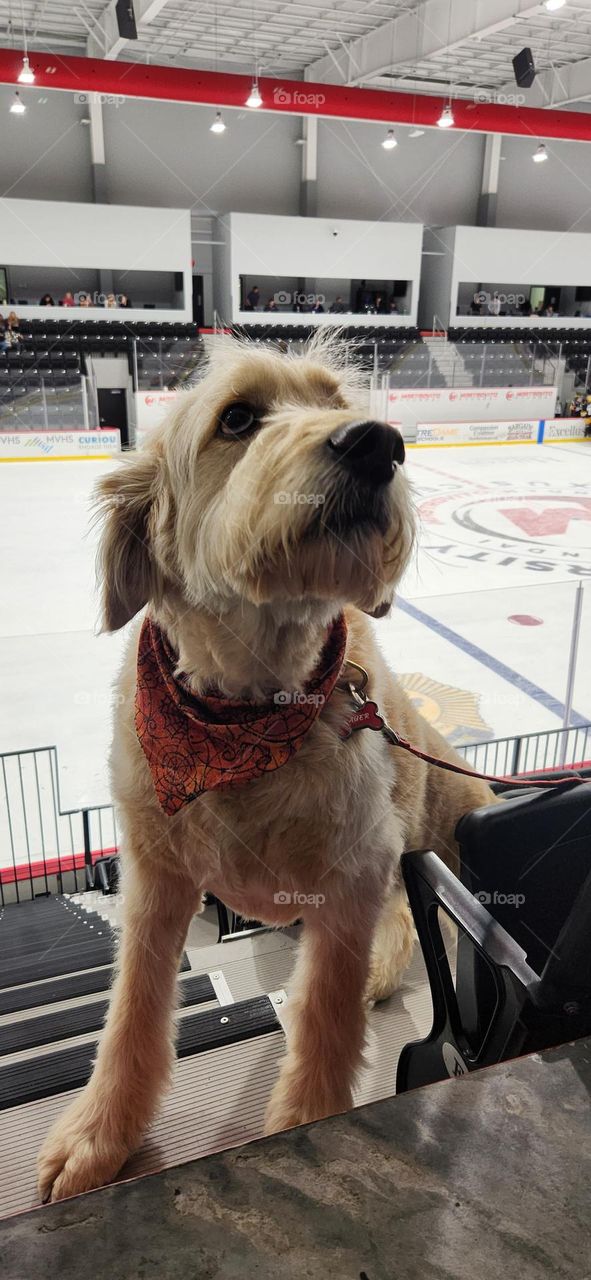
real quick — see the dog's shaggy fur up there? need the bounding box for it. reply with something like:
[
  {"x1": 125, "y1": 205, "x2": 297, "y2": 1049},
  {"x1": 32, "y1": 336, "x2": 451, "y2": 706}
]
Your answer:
[{"x1": 38, "y1": 335, "x2": 493, "y2": 1201}]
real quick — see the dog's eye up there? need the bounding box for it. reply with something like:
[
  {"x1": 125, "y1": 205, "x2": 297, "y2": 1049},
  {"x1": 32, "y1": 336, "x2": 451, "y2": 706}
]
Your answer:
[{"x1": 219, "y1": 402, "x2": 258, "y2": 437}]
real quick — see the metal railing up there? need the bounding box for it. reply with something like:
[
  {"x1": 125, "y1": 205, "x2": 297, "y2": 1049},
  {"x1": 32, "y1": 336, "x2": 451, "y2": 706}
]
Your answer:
[
  {"x1": 387, "y1": 339, "x2": 561, "y2": 390},
  {"x1": 2, "y1": 725, "x2": 589, "y2": 906},
  {"x1": 0, "y1": 746, "x2": 118, "y2": 907},
  {"x1": 458, "y1": 722, "x2": 591, "y2": 779},
  {"x1": 0, "y1": 378, "x2": 89, "y2": 432}
]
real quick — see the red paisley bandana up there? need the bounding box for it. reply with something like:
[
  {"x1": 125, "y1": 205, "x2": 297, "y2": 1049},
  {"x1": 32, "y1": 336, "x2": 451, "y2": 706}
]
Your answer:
[{"x1": 135, "y1": 614, "x2": 348, "y2": 816}]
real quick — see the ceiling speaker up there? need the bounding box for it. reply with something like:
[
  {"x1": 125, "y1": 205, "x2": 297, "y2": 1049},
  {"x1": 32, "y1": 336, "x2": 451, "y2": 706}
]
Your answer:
[
  {"x1": 116, "y1": 0, "x2": 138, "y2": 40},
  {"x1": 512, "y1": 47, "x2": 536, "y2": 88}
]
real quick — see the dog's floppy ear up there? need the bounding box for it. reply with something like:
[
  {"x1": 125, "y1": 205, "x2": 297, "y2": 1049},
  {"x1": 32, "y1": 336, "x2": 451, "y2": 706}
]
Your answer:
[{"x1": 95, "y1": 450, "x2": 163, "y2": 632}]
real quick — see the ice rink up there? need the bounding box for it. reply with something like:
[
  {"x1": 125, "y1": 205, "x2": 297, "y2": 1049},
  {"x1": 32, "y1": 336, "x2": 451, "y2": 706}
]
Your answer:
[{"x1": 1, "y1": 441, "x2": 590, "y2": 817}]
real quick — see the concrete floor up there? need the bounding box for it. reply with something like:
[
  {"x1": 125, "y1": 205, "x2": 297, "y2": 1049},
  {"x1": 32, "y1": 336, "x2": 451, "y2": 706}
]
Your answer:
[{"x1": 1, "y1": 1037, "x2": 589, "y2": 1280}]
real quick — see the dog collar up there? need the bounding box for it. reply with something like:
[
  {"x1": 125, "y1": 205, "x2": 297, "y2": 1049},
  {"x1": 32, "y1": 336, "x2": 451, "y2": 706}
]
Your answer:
[{"x1": 135, "y1": 613, "x2": 348, "y2": 816}]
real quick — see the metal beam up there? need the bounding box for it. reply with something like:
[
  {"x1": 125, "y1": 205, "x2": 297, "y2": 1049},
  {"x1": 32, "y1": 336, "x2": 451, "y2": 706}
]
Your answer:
[
  {"x1": 495, "y1": 58, "x2": 591, "y2": 108},
  {"x1": 306, "y1": 0, "x2": 548, "y2": 87},
  {"x1": 88, "y1": 0, "x2": 174, "y2": 61}
]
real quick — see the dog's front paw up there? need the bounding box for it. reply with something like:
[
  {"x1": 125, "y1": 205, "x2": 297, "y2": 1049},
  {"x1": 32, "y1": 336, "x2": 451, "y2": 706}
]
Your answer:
[
  {"x1": 264, "y1": 1076, "x2": 352, "y2": 1136},
  {"x1": 37, "y1": 1101, "x2": 130, "y2": 1202}
]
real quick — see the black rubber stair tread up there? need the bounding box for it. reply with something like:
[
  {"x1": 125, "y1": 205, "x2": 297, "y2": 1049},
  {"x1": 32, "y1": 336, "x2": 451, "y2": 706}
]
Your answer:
[
  {"x1": 0, "y1": 973, "x2": 215, "y2": 1056},
  {"x1": 0, "y1": 995, "x2": 280, "y2": 1110},
  {"x1": 175, "y1": 995, "x2": 279, "y2": 1056},
  {"x1": 0, "y1": 939, "x2": 116, "y2": 990},
  {"x1": 0, "y1": 898, "x2": 100, "y2": 955},
  {"x1": 0, "y1": 967, "x2": 113, "y2": 1017},
  {"x1": 0, "y1": 894, "x2": 191, "y2": 989},
  {"x1": 0, "y1": 898, "x2": 116, "y2": 990},
  {"x1": 0, "y1": 952, "x2": 189, "y2": 1015}
]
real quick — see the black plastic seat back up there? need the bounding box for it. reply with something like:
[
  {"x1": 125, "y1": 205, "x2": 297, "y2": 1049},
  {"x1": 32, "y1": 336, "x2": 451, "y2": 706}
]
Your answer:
[
  {"x1": 397, "y1": 784, "x2": 591, "y2": 1093},
  {"x1": 457, "y1": 785, "x2": 591, "y2": 972},
  {"x1": 455, "y1": 785, "x2": 591, "y2": 1047}
]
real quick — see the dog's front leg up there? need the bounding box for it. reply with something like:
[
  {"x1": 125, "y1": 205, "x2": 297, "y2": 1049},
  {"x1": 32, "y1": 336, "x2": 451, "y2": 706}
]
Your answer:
[
  {"x1": 37, "y1": 860, "x2": 200, "y2": 1203},
  {"x1": 265, "y1": 902, "x2": 377, "y2": 1134}
]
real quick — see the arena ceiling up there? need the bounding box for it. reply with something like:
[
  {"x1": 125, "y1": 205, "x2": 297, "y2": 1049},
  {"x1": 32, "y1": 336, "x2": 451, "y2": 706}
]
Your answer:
[{"x1": 0, "y1": 0, "x2": 591, "y2": 108}]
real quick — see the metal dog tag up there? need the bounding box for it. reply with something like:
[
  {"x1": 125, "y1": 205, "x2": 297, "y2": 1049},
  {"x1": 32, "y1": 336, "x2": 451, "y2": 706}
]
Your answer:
[{"x1": 340, "y1": 699, "x2": 384, "y2": 740}]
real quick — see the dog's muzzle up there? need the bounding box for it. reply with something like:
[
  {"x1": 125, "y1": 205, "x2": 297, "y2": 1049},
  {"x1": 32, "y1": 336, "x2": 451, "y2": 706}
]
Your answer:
[{"x1": 327, "y1": 420, "x2": 405, "y2": 488}]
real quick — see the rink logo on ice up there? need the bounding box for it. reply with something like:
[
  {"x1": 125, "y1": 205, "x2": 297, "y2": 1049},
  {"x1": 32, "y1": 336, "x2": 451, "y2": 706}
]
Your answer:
[
  {"x1": 396, "y1": 673, "x2": 493, "y2": 745},
  {"x1": 417, "y1": 484, "x2": 591, "y2": 579}
]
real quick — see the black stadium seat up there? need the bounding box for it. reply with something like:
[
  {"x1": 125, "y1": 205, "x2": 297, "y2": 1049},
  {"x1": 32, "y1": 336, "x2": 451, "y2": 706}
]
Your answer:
[{"x1": 398, "y1": 783, "x2": 591, "y2": 1092}]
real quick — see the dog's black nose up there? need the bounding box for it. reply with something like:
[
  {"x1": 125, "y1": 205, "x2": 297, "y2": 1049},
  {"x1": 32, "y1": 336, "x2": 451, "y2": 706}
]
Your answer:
[{"x1": 327, "y1": 420, "x2": 405, "y2": 486}]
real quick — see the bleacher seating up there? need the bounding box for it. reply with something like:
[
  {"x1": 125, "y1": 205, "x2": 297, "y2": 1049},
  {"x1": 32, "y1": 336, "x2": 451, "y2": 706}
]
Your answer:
[
  {"x1": 0, "y1": 320, "x2": 205, "y2": 430},
  {"x1": 231, "y1": 323, "x2": 419, "y2": 373}
]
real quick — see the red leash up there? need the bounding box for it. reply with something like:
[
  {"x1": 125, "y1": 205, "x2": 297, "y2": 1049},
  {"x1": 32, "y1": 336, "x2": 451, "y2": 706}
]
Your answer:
[{"x1": 339, "y1": 678, "x2": 585, "y2": 791}]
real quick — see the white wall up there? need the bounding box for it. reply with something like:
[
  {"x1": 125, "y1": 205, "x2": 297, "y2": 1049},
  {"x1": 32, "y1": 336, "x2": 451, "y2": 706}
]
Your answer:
[
  {"x1": 447, "y1": 225, "x2": 591, "y2": 328},
  {"x1": 219, "y1": 212, "x2": 423, "y2": 326},
  {"x1": 316, "y1": 122, "x2": 485, "y2": 228},
  {"x1": 3, "y1": 84, "x2": 591, "y2": 239},
  {"x1": 0, "y1": 85, "x2": 93, "y2": 204},
  {"x1": 0, "y1": 198, "x2": 192, "y2": 322},
  {"x1": 102, "y1": 98, "x2": 302, "y2": 215},
  {"x1": 453, "y1": 225, "x2": 591, "y2": 289},
  {"x1": 496, "y1": 133, "x2": 591, "y2": 234}
]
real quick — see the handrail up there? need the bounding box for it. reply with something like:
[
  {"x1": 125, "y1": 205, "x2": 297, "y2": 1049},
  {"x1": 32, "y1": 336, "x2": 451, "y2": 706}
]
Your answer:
[{"x1": 432, "y1": 313, "x2": 448, "y2": 340}]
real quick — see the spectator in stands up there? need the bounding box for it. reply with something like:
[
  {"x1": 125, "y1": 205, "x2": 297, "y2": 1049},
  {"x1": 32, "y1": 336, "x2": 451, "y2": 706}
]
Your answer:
[
  {"x1": 388, "y1": 297, "x2": 399, "y2": 314},
  {"x1": 470, "y1": 295, "x2": 481, "y2": 315},
  {"x1": 6, "y1": 312, "x2": 20, "y2": 345},
  {"x1": 312, "y1": 299, "x2": 325, "y2": 314},
  {"x1": 119, "y1": 294, "x2": 132, "y2": 308},
  {"x1": 60, "y1": 290, "x2": 75, "y2": 307},
  {"x1": 373, "y1": 294, "x2": 387, "y2": 314},
  {"x1": 105, "y1": 293, "x2": 118, "y2": 308},
  {"x1": 78, "y1": 292, "x2": 92, "y2": 308},
  {"x1": 0, "y1": 315, "x2": 9, "y2": 352},
  {"x1": 329, "y1": 297, "x2": 346, "y2": 313},
  {"x1": 584, "y1": 399, "x2": 591, "y2": 438},
  {"x1": 490, "y1": 292, "x2": 502, "y2": 316},
  {"x1": 39, "y1": 293, "x2": 55, "y2": 306},
  {"x1": 246, "y1": 285, "x2": 260, "y2": 310},
  {"x1": 264, "y1": 298, "x2": 278, "y2": 312}
]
